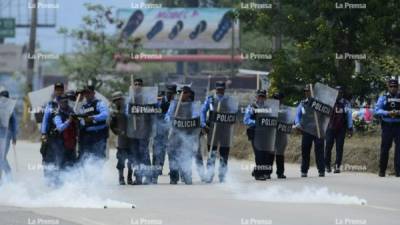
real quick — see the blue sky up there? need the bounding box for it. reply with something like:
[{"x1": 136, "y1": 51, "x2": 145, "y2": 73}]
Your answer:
[{"x1": 3, "y1": 0, "x2": 146, "y2": 53}]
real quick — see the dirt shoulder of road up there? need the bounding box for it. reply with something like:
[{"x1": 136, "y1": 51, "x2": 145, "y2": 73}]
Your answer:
[{"x1": 231, "y1": 124, "x2": 397, "y2": 175}]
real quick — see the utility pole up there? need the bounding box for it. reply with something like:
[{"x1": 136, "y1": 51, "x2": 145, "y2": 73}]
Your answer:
[
  {"x1": 272, "y1": 0, "x2": 282, "y2": 52},
  {"x1": 27, "y1": 0, "x2": 38, "y2": 92},
  {"x1": 230, "y1": 0, "x2": 235, "y2": 78}
]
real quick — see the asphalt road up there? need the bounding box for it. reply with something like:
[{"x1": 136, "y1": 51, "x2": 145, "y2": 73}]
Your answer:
[{"x1": 0, "y1": 141, "x2": 399, "y2": 225}]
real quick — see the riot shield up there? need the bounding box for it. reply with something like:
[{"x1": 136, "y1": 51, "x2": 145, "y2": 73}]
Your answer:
[
  {"x1": 126, "y1": 86, "x2": 159, "y2": 139},
  {"x1": 207, "y1": 96, "x2": 239, "y2": 148},
  {"x1": 253, "y1": 99, "x2": 280, "y2": 152},
  {"x1": 28, "y1": 86, "x2": 54, "y2": 123},
  {"x1": 0, "y1": 97, "x2": 17, "y2": 129},
  {"x1": 110, "y1": 99, "x2": 128, "y2": 137},
  {"x1": 275, "y1": 105, "x2": 296, "y2": 155},
  {"x1": 0, "y1": 97, "x2": 16, "y2": 176},
  {"x1": 171, "y1": 101, "x2": 202, "y2": 136},
  {"x1": 169, "y1": 101, "x2": 202, "y2": 151},
  {"x1": 300, "y1": 83, "x2": 338, "y2": 138}
]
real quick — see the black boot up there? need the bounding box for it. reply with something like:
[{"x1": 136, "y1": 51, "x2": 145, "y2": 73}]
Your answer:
[
  {"x1": 334, "y1": 165, "x2": 341, "y2": 173},
  {"x1": 118, "y1": 169, "x2": 126, "y2": 185},
  {"x1": 127, "y1": 169, "x2": 134, "y2": 185}
]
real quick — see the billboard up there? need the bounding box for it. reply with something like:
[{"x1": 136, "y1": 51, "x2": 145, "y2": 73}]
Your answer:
[{"x1": 117, "y1": 8, "x2": 239, "y2": 49}]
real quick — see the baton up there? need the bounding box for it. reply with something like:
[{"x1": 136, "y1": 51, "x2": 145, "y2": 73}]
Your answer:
[
  {"x1": 208, "y1": 101, "x2": 221, "y2": 158},
  {"x1": 12, "y1": 144, "x2": 18, "y2": 172},
  {"x1": 73, "y1": 93, "x2": 81, "y2": 113},
  {"x1": 309, "y1": 83, "x2": 321, "y2": 138}
]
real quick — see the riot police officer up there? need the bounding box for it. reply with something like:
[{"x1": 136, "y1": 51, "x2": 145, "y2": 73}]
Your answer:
[
  {"x1": 244, "y1": 90, "x2": 276, "y2": 180},
  {"x1": 110, "y1": 91, "x2": 132, "y2": 185},
  {"x1": 295, "y1": 85, "x2": 325, "y2": 177},
  {"x1": 40, "y1": 83, "x2": 65, "y2": 185},
  {"x1": 324, "y1": 86, "x2": 353, "y2": 173},
  {"x1": 41, "y1": 94, "x2": 74, "y2": 186},
  {"x1": 40, "y1": 83, "x2": 65, "y2": 154},
  {"x1": 201, "y1": 81, "x2": 238, "y2": 183},
  {"x1": 0, "y1": 90, "x2": 18, "y2": 180},
  {"x1": 78, "y1": 84, "x2": 109, "y2": 162},
  {"x1": 152, "y1": 84, "x2": 177, "y2": 184},
  {"x1": 374, "y1": 79, "x2": 400, "y2": 177},
  {"x1": 126, "y1": 78, "x2": 156, "y2": 185},
  {"x1": 191, "y1": 89, "x2": 206, "y2": 181},
  {"x1": 165, "y1": 86, "x2": 200, "y2": 184},
  {"x1": 273, "y1": 92, "x2": 295, "y2": 179}
]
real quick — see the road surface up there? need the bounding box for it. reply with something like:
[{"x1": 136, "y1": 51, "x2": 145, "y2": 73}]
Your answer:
[{"x1": 0, "y1": 141, "x2": 399, "y2": 225}]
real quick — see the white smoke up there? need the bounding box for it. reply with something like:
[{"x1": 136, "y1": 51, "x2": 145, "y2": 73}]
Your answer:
[
  {"x1": 221, "y1": 161, "x2": 367, "y2": 206},
  {"x1": 0, "y1": 156, "x2": 134, "y2": 209}
]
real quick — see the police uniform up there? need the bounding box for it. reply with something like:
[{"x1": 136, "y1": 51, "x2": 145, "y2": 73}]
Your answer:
[
  {"x1": 0, "y1": 90, "x2": 18, "y2": 177},
  {"x1": 324, "y1": 86, "x2": 353, "y2": 173},
  {"x1": 295, "y1": 86, "x2": 325, "y2": 177},
  {"x1": 78, "y1": 86, "x2": 109, "y2": 161},
  {"x1": 125, "y1": 80, "x2": 154, "y2": 185},
  {"x1": 110, "y1": 92, "x2": 132, "y2": 185},
  {"x1": 191, "y1": 89, "x2": 206, "y2": 181},
  {"x1": 165, "y1": 86, "x2": 199, "y2": 184},
  {"x1": 273, "y1": 92, "x2": 289, "y2": 179},
  {"x1": 374, "y1": 79, "x2": 400, "y2": 177},
  {"x1": 152, "y1": 84, "x2": 176, "y2": 183},
  {"x1": 244, "y1": 90, "x2": 275, "y2": 180},
  {"x1": 201, "y1": 81, "x2": 232, "y2": 183},
  {"x1": 40, "y1": 83, "x2": 65, "y2": 185}
]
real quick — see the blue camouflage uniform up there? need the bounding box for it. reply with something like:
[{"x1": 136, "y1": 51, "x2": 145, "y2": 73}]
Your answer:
[
  {"x1": 243, "y1": 102, "x2": 275, "y2": 179},
  {"x1": 374, "y1": 92, "x2": 400, "y2": 176},
  {"x1": 40, "y1": 100, "x2": 63, "y2": 184},
  {"x1": 165, "y1": 100, "x2": 200, "y2": 184},
  {"x1": 201, "y1": 95, "x2": 231, "y2": 182},
  {"x1": 152, "y1": 95, "x2": 171, "y2": 180},
  {"x1": 0, "y1": 111, "x2": 18, "y2": 175},
  {"x1": 78, "y1": 98, "x2": 109, "y2": 161}
]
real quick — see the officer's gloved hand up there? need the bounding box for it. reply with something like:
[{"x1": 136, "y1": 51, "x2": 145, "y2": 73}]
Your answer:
[
  {"x1": 389, "y1": 110, "x2": 397, "y2": 118},
  {"x1": 293, "y1": 124, "x2": 302, "y2": 134},
  {"x1": 41, "y1": 135, "x2": 47, "y2": 143},
  {"x1": 84, "y1": 116, "x2": 94, "y2": 123},
  {"x1": 201, "y1": 123, "x2": 209, "y2": 135}
]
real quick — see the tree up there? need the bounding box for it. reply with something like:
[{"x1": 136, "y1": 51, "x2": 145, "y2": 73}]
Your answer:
[
  {"x1": 238, "y1": 0, "x2": 400, "y2": 103},
  {"x1": 58, "y1": 3, "x2": 141, "y2": 95}
]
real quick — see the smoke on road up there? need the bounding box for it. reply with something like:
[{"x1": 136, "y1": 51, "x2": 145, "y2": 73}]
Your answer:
[
  {"x1": 0, "y1": 157, "x2": 134, "y2": 208},
  {"x1": 222, "y1": 165, "x2": 367, "y2": 206}
]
